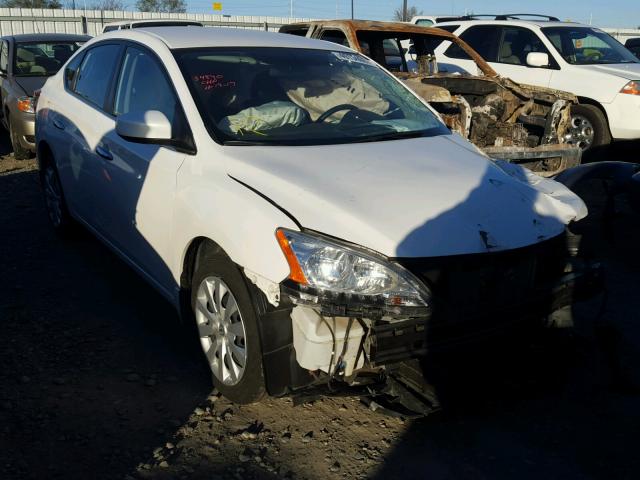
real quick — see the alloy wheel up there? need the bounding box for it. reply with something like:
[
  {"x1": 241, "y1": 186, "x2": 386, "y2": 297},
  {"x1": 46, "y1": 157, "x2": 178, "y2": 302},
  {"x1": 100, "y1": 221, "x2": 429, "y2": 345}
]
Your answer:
[
  {"x1": 565, "y1": 114, "x2": 595, "y2": 150},
  {"x1": 195, "y1": 276, "x2": 247, "y2": 385},
  {"x1": 43, "y1": 167, "x2": 63, "y2": 227}
]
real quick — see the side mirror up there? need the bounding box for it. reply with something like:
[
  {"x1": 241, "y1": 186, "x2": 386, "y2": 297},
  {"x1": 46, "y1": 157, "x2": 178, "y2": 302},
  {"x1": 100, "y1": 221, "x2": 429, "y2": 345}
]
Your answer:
[
  {"x1": 526, "y1": 52, "x2": 549, "y2": 68},
  {"x1": 116, "y1": 110, "x2": 172, "y2": 143}
]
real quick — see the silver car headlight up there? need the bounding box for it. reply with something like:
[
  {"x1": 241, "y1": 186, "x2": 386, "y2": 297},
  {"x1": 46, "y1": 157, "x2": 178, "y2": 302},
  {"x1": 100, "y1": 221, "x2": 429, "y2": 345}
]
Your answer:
[{"x1": 276, "y1": 228, "x2": 431, "y2": 318}]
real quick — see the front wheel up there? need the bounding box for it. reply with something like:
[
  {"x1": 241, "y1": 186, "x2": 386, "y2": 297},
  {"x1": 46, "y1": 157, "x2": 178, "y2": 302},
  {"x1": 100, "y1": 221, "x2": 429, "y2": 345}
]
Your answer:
[
  {"x1": 9, "y1": 117, "x2": 31, "y2": 160},
  {"x1": 565, "y1": 104, "x2": 611, "y2": 152},
  {"x1": 191, "y1": 253, "x2": 266, "y2": 404}
]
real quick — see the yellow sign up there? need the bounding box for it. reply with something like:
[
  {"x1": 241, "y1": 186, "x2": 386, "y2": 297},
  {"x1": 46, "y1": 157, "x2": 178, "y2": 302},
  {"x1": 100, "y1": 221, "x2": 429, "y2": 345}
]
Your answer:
[{"x1": 213, "y1": 2, "x2": 222, "y2": 10}]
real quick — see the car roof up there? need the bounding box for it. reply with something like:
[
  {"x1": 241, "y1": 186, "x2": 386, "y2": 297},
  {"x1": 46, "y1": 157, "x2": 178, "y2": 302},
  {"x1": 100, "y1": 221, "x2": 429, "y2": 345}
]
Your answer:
[
  {"x1": 5, "y1": 33, "x2": 91, "y2": 42},
  {"x1": 102, "y1": 26, "x2": 354, "y2": 51},
  {"x1": 104, "y1": 19, "x2": 202, "y2": 27},
  {"x1": 436, "y1": 19, "x2": 587, "y2": 29}
]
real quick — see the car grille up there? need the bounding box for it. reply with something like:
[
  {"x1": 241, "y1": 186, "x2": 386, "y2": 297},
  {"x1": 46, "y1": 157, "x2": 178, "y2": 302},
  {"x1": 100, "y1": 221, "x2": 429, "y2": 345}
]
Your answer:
[{"x1": 394, "y1": 234, "x2": 567, "y2": 348}]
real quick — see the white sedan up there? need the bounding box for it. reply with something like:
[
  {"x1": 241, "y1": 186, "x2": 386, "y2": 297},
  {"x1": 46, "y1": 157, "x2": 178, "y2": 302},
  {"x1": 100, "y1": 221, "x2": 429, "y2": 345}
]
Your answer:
[{"x1": 36, "y1": 27, "x2": 601, "y2": 404}]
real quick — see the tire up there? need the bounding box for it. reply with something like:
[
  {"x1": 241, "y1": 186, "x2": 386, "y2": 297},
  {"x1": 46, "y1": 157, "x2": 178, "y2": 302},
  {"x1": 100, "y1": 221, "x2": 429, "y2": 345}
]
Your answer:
[
  {"x1": 8, "y1": 116, "x2": 31, "y2": 160},
  {"x1": 191, "y1": 251, "x2": 266, "y2": 404},
  {"x1": 40, "y1": 160, "x2": 75, "y2": 236},
  {"x1": 567, "y1": 104, "x2": 611, "y2": 152}
]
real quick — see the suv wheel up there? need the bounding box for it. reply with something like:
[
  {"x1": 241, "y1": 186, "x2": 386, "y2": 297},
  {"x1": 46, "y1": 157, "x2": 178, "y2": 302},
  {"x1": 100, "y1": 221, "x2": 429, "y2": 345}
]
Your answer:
[
  {"x1": 566, "y1": 104, "x2": 611, "y2": 151},
  {"x1": 191, "y1": 252, "x2": 266, "y2": 404}
]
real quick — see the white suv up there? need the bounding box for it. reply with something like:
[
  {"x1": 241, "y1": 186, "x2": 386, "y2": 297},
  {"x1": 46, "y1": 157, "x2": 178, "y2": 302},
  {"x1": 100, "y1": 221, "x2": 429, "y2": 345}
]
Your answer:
[
  {"x1": 36, "y1": 27, "x2": 601, "y2": 404},
  {"x1": 433, "y1": 19, "x2": 640, "y2": 150}
]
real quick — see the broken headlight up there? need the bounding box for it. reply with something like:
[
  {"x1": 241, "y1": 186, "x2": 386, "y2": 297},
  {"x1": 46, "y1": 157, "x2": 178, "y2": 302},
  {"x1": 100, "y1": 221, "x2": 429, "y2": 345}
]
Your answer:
[{"x1": 276, "y1": 228, "x2": 431, "y2": 318}]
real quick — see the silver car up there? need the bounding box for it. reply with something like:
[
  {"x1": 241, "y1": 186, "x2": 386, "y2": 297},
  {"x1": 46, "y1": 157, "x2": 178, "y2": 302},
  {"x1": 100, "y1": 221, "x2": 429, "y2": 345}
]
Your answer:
[{"x1": 0, "y1": 33, "x2": 89, "y2": 159}]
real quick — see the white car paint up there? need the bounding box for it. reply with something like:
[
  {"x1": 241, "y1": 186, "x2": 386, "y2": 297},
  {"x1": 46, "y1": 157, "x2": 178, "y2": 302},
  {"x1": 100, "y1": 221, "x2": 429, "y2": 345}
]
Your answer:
[
  {"x1": 433, "y1": 20, "x2": 640, "y2": 140},
  {"x1": 36, "y1": 26, "x2": 586, "y2": 312}
]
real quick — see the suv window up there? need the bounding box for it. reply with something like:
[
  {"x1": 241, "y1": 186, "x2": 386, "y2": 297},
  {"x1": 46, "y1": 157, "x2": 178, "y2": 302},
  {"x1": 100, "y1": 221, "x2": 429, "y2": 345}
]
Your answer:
[
  {"x1": 74, "y1": 44, "x2": 121, "y2": 109},
  {"x1": 498, "y1": 26, "x2": 550, "y2": 65},
  {"x1": 319, "y1": 29, "x2": 350, "y2": 47},
  {"x1": 113, "y1": 46, "x2": 177, "y2": 124},
  {"x1": 0, "y1": 41, "x2": 8, "y2": 72},
  {"x1": 445, "y1": 25, "x2": 500, "y2": 61},
  {"x1": 415, "y1": 19, "x2": 434, "y2": 27}
]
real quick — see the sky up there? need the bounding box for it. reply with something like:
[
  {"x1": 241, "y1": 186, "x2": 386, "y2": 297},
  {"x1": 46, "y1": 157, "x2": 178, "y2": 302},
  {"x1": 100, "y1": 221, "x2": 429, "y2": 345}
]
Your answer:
[{"x1": 184, "y1": 0, "x2": 640, "y2": 29}]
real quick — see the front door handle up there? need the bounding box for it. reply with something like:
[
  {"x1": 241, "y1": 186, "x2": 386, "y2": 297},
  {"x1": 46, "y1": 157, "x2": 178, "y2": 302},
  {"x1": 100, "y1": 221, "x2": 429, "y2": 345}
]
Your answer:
[
  {"x1": 52, "y1": 118, "x2": 65, "y2": 130},
  {"x1": 95, "y1": 145, "x2": 113, "y2": 161}
]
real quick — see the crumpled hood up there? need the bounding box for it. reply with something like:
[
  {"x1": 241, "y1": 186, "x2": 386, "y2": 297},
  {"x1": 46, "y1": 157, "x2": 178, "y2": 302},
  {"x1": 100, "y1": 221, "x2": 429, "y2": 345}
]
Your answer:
[
  {"x1": 224, "y1": 134, "x2": 586, "y2": 258},
  {"x1": 578, "y1": 62, "x2": 640, "y2": 81}
]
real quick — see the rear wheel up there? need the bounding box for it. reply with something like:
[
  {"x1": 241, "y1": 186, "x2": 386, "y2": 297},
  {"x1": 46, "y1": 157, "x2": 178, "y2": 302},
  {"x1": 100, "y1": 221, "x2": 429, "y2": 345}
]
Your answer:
[
  {"x1": 8, "y1": 116, "x2": 31, "y2": 160},
  {"x1": 41, "y1": 161, "x2": 75, "y2": 236},
  {"x1": 191, "y1": 252, "x2": 266, "y2": 404},
  {"x1": 566, "y1": 104, "x2": 611, "y2": 152}
]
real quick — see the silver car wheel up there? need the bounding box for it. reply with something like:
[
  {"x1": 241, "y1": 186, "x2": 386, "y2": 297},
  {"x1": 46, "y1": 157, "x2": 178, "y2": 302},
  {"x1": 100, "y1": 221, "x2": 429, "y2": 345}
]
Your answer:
[
  {"x1": 195, "y1": 276, "x2": 247, "y2": 386},
  {"x1": 565, "y1": 114, "x2": 595, "y2": 150},
  {"x1": 43, "y1": 167, "x2": 63, "y2": 227}
]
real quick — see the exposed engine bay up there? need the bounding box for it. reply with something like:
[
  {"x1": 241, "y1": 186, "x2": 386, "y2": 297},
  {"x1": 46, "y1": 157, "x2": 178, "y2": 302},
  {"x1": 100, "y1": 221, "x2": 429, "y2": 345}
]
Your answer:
[{"x1": 280, "y1": 20, "x2": 583, "y2": 177}]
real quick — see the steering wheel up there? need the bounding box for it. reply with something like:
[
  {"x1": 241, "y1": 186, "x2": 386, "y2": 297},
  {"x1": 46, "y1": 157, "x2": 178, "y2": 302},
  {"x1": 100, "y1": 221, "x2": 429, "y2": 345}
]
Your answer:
[{"x1": 316, "y1": 104, "x2": 358, "y2": 123}]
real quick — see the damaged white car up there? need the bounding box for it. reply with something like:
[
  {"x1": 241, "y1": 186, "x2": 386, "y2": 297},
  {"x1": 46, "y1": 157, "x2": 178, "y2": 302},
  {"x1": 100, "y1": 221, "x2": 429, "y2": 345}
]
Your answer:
[{"x1": 36, "y1": 27, "x2": 602, "y2": 406}]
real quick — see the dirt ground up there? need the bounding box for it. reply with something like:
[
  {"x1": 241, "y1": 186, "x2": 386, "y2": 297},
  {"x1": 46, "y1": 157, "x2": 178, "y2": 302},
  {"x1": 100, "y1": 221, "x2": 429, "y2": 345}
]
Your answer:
[{"x1": 1, "y1": 137, "x2": 640, "y2": 480}]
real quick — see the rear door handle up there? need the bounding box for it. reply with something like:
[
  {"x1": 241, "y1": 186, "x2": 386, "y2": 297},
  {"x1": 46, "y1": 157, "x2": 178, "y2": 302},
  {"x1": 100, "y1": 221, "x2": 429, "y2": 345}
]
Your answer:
[
  {"x1": 52, "y1": 118, "x2": 64, "y2": 130},
  {"x1": 96, "y1": 145, "x2": 113, "y2": 161}
]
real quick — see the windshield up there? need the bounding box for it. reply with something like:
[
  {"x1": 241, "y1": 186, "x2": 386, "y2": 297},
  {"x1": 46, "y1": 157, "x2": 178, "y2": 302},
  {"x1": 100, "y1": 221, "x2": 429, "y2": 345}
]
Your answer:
[
  {"x1": 174, "y1": 47, "x2": 448, "y2": 146},
  {"x1": 14, "y1": 41, "x2": 84, "y2": 77},
  {"x1": 541, "y1": 27, "x2": 638, "y2": 65}
]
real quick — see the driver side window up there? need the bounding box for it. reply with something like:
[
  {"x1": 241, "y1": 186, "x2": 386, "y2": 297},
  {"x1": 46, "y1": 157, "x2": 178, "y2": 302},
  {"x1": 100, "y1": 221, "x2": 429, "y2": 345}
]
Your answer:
[{"x1": 113, "y1": 46, "x2": 177, "y2": 124}]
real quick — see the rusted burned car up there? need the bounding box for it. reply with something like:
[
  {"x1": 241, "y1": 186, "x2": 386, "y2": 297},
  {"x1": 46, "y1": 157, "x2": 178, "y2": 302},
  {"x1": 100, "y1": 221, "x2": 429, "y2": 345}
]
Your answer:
[{"x1": 280, "y1": 20, "x2": 581, "y2": 176}]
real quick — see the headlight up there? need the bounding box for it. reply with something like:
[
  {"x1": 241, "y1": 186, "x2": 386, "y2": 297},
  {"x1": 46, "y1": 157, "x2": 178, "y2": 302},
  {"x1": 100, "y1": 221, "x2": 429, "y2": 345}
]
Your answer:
[
  {"x1": 17, "y1": 96, "x2": 35, "y2": 113},
  {"x1": 620, "y1": 81, "x2": 640, "y2": 96},
  {"x1": 276, "y1": 228, "x2": 431, "y2": 318}
]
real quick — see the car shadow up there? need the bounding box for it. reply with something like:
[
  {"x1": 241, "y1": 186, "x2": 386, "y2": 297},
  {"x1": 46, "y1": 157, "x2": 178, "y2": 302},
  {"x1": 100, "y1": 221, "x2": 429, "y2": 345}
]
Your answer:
[{"x1": 0, "y1": 167, "x2": 239, "y2": 479}]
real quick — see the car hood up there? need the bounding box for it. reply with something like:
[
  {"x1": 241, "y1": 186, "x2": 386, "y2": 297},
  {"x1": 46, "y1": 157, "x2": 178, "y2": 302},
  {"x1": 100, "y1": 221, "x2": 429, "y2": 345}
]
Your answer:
[
  {"x1": 13, "y1": 76, "x2": 48, "y2": 96},
  {"x1": 223, "y1": 134, "x2": 587, "y2": 258},
  {"x1": 579, "y1": 62, "x2": 640, "y2": 81}
]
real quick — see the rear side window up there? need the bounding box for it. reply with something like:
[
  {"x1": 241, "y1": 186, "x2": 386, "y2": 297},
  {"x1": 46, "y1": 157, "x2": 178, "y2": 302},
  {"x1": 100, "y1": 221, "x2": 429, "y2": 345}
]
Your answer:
[
  {"x1": 445, "y1": 25, "x2": 500, "y2": 61},
  {"x1": 415, "y1": 19, "x2": 434, "y2": 26},
  {"x1": 64, "y1": 51, "x2": 84, "y2": 90},
  {"x1": 0, "y1": 41, "x2": 8, "y2": 72},
  {"x1": 74, "y1": 44, "x2": 121, "y2": 109}
]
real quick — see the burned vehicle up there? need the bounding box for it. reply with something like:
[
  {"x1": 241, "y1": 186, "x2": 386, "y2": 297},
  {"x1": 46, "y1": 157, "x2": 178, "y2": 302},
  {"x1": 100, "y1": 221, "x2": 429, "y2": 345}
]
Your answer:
[{"x1": 280, "y1": 20, "x2": 581, "y2": 177}]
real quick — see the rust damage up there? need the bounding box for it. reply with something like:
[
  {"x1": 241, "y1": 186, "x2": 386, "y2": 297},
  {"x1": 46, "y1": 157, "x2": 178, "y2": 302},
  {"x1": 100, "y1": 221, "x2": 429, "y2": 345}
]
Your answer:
[{"x1": 280, "y1": 20, "x2": 581, "y2": 176}]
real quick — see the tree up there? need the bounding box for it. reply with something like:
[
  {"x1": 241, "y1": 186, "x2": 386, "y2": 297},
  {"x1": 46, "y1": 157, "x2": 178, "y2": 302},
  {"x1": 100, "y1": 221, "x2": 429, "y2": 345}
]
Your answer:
[
  {"x1": 90, "y1": 0, "x2": 124, "y2": 9},
  {"x1": 136, "y1": 0, "x2": 186, "y2": 13},
  {"x1": 393, "y1": 4, "x2": 422, "y2": 22},
  {"x1": 0, "y1": 0, "x2": 62, "y2": 7}
]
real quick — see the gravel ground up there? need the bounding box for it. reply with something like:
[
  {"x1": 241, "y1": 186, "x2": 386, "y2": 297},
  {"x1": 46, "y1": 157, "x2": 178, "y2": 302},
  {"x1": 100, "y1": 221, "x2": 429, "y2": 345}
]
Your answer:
[{"x1": 1, "y1": 138, "x2": 640, "y2": 480}]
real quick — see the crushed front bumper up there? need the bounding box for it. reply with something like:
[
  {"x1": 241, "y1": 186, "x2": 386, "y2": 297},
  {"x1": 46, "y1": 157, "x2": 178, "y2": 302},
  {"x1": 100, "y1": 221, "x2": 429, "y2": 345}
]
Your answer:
[{"x1": 483, "y1": 143, "x2": 582, "y2": 178}]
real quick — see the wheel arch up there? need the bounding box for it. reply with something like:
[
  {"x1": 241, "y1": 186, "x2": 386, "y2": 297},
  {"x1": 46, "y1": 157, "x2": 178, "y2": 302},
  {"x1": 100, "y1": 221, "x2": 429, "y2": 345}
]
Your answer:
[{"x1": 574, "y1": 97, "x2": 613, "y2": 143}]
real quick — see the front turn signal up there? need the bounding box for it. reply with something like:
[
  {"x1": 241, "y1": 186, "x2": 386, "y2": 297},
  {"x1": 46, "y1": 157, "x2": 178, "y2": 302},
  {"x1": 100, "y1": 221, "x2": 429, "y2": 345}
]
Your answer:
[{"x1": 620, "y1": 81, "x2": 640, "y2": 95}]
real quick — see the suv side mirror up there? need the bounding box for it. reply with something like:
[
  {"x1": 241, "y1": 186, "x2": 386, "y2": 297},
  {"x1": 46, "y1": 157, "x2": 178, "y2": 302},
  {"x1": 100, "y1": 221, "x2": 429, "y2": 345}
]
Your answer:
[
  {"x1": 526, "y1": 52, "x2": 549, "y2": 68},
  {"x1": 116, "y1": 110, "x2": 172, "y2": 143}
]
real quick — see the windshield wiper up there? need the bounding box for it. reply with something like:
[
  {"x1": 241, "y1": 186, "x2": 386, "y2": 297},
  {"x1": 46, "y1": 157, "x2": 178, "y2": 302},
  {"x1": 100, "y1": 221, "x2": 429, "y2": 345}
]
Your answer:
[{"x1": 349, "y1": 130, "x2": 427, "y2": 143}]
